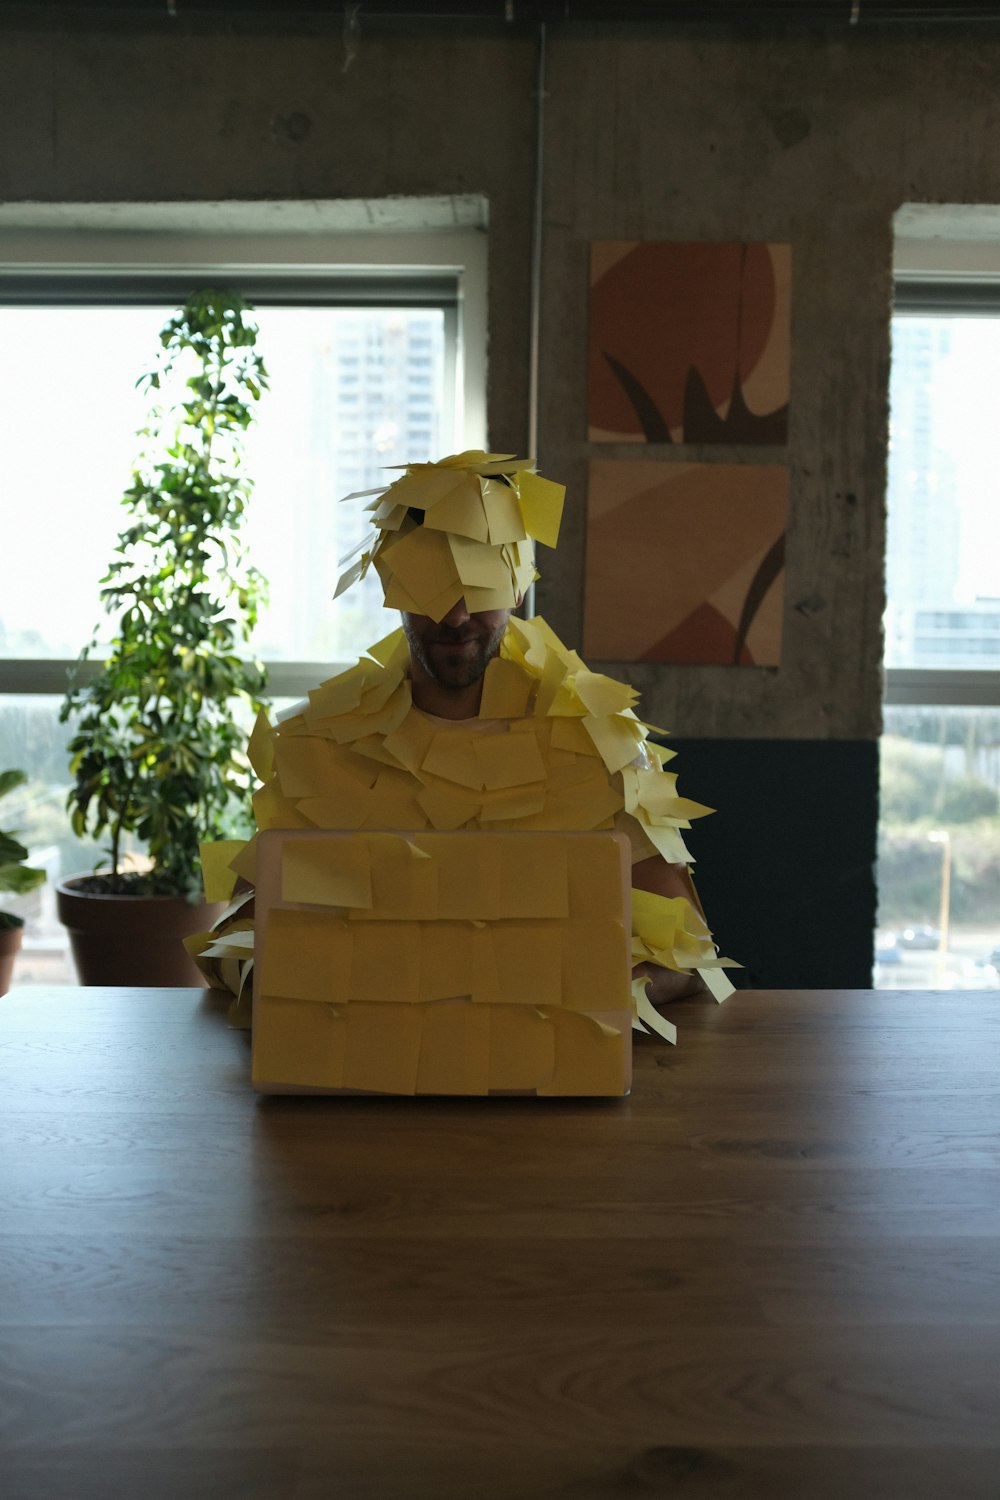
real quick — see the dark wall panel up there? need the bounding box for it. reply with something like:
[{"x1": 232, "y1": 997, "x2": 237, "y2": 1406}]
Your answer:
[{"x1": 666, "y1": 738, "x2": 879, "y2": 990}]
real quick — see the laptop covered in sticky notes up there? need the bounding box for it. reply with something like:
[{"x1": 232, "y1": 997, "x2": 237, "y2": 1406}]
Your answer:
[{"x1": 251, "y1": 828, "x2": 632, "y2": 1096}]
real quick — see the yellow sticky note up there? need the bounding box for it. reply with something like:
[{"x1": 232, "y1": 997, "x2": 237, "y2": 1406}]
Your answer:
[
  {"x1": 631, "y1": 980, "x2": 678, "y2": 1046},
  {"x1": 520, "y1": 777, "x2": 624, "y2": 831},
  {"x1": 478, "y1": 784, "x2": 547, "y2": 823},
  {"x1": 422, "y1": 480, "x2": 490, "y2": 542},
  {"x1": 419, "y1": 922, "x2": 475, "y2": 1000},
  {"x1": 636, "y1": 815, "x2": 691, "y2": 865},
  {"x1": 548, "y1": 716, "x2": 600, "y2": 756},
  {"x1": 516, "y1": 470, "x2": 565, "y2": 548},
  {"x1": 534, "y1": 647, "x2": 569, "y2": 717},
  {"x1": 412, "y1": 580, "x2": 468, "y2": 625},
  {"x1": 631, "y1": 889, "x2": 688, "y2": 954},
  {"x1": 462, "y1": 584, "x2": 519, "y2": 613},
  {"x1": 371, "y1": 499, "x2": 408, "y2": 530},
  {"x1": 199, "y1": 840, "x2": 244, "y2": 903},
  {"x1": 497, "y1": 835, "x2": 569, "y2": 919},
  {"x1": 574, "y1": 672, "x2": 637, "y2": 718},
  {"x1": 321, "y1": 682, "x2": 412, "y2": 746},
  {"x1": 537, "y1": 1009, "x2": 625, "y2": 1096},
  {"x1": 472, "y1": 927, "x2": 501, "y2": 1003},
  {"x1": 358, "y1": 835, "x2": 438, "y2": 921},
  {"x1": 416, "y1": 781, "x2": 478, "y2": 830},
  {"x1": 343, "y1": 1002, "x2": 424, "y2": 1094},
  {"x1": 379, "y1": 567, "x2": 425, "y2": 616},
  {"x1": 433, "y1": 837, "x2": 502, "y2": 920},
  {"x1": 274, "y1": 736, "x2": 340, "y2": 799},
  {"x1": 582, "y1": 713, "x2": 646, "y2": 774},
  {"x1": 483, "y1": 479, "x2": 528, "y2": 544},
  {"x1": 363, "y1": 767, "x2": 426, "y2": 830},
  {"x1": 567, "y1": 836, "x2": 625, "y2": 919},
  {"x1": 431, "y1": 836, "x2": 482, "y2": 918},
  {"x1": 448, "y1": 532, "x2": 511, "y2": 591},
  {"x1": 491, "y1": 921, "x2": 564, "y2": 1007},
  {"x1": 393, "y1": 465, "x2": 468, "y2": 512},
  {"x1": 350, "y1": 732, "x2": 412, "y2": 772},
  {"x1": 422, "y1": 728, "x2": 485, "y2": 792},
  {"x1": 488, "y1": 1006, "x2": 555, "y2": 1092},
  {"x1": 416, "y1": 1001, "x2": 491, "y2": 1095},
  {"x1": 247, "y1": 709, "x2": 275, "y2": 782},
  {"x1": 479, "y1": 657, "x2": 535, "y2": 718},
  {"x1": 366, "y1": 627, "x2": 409, "y2": 670},
  {"x1": 197, "y1": 926, "x2": 254, "y2": 960},
  {"x1": 473, "y1": 730, "x2": 547, "y2": 791},
  {"x1": 253, "y1": 778, "x2": 313, "y2": 832},
  {"x1": 382, "y1": 707, "x2": 437, "y2": 774},
  {"x1": 562, "y1": 919, "x2": 630, "y2": 1011},
  {"x1": 228, "y1": 835, "x2": 258, "y2": 886},
  {"x1": 356, "y1": 667, "x2": 405, "y2": 716},
  {"x1": 298, "y1": 792, "x2": 368, "y2": 831},
  {"x1": 349, "y1": 922, "x2": 422, "y2": 1002},
  {"x1": 281, "y1": 836, "x2": 373, "y2": 910},
  {"x1": 631, "y1": 766, "x2": 675, "y2": 804},
  {"x1": 307, "y1": 662, "x2": 371, "y2": 719},
  {"x1": 257, "y1": 907, "x2": 353, "y2": 1003},
  {"x1": 252, "y1": 996, "x2": 347, "y2": 1090},
  {"x1": 382, "y1": 525, "x2": 459, "y2": 603},
  {"x1": 699, "y1": 965, "x2": 736, "y2": 1003}
]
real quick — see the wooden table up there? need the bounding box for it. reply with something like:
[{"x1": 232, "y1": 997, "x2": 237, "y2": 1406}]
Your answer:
[{"x1": 1, "y1": 986, "x2": 998, "y2": 1500}]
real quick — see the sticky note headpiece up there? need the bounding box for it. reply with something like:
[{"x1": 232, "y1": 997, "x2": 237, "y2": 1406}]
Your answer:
[{"x1": 334, "y1": 451, "x2": 566, "y2": 623}]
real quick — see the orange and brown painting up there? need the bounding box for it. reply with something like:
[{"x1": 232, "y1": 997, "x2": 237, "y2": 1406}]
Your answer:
[
  {"x1": 584, "y1": 461, "x2": 788, "y2": 666},
  {"x1": 588, "y1": 242, "x2": 791, "y2": 444}
]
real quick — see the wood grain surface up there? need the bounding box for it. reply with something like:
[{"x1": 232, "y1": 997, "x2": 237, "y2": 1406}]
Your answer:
[{"x1": 1, "y1": 986, "x2": 998, "y2": 1500}]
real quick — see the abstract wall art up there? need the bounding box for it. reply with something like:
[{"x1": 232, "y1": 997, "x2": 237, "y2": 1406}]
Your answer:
[
  {"x1": 588, "y1": 242, "x2": 791, "y2": 445},
  {"x1": 583, "y1": 460, "x2": 788, "y2": 666}
]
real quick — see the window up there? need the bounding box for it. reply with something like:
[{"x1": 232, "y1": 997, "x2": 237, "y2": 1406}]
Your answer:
[
  {"x1": 0, "y1": 202, "x2": 488, "y2": 982},
  {"x1": 879, "y1": 226, "x2": 1000, "y2": 990}
]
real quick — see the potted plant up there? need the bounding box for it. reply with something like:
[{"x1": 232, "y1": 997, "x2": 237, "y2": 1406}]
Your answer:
[
  {"x1": 57, "y1": 290, "x2": 269, "y2": 985},
  {"x1": 0, "y1": 770, "x2": 47, "y2": 996}
]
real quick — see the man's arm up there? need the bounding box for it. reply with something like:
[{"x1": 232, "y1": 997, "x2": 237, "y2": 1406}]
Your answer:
[{"x1": 631, "y1": 854, "x2": 708, "y2": 1003}]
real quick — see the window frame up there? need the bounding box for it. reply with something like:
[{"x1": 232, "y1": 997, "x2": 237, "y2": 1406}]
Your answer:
[
  {"x1": 0, "y1": 210, "x2": 488, "y2": 701},
  {"x1": 885, "y1": 269, "x2": 1000, "y2": 712}
]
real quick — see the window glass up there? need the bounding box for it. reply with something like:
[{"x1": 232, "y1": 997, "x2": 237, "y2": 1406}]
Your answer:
[
  {"x1": 1, "y1": 304, "x2": 447, "y2": 666},
  {"x1": 885, "y1": 317, "x2": 1000, "y2": 669},
  {"x1": 2, "y1": 299, "x2": 452, "y2": 985},
  {"x1": 0, "y1": 697, "x2": 99, "y2": 985},
  {"x1": 880, "y1": 310, "x2": 1000, "y2": 990},
  {"x1": 878, "y1": 705, "x2": 1000, "y2": 991}
]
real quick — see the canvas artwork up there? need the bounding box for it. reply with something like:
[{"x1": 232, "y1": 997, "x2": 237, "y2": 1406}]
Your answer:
[
  {"x1": 583, "y1": 460, "x2": 788, "y2": 666},
  {"x1": 588, "y1": 241, "x2": 791, "y2": 445}
]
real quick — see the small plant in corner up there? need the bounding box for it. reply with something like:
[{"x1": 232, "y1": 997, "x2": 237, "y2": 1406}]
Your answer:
[
  {"x1": 61, "y1": 290, "x2": 270, "y2": 904},
  {"x1": 0, "y1": 770, "x2": 46, "y2": 932}
]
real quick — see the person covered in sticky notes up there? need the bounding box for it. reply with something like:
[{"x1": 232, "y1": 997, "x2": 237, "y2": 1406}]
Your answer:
[{"x1": 192, "y1": 451, "x2": 735, "y2": 1036}]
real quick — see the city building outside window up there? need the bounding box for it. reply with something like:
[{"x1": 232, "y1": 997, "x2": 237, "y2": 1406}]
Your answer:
[{"x1": 880, "y1": 282, "x2": 1000, "y2": 991}]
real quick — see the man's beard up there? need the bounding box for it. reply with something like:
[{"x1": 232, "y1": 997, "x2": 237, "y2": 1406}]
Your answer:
[{"x1": 403, "y1": 617, "x2": 507, "y2": 692}]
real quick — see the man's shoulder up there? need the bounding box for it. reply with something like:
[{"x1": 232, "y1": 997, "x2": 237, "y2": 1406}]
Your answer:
[{"x1": 275, "y1": 628, "x2": 411, "y2": 732}]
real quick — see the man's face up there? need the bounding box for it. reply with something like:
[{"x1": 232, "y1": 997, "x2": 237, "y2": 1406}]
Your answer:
[{"x1": 401, "y1": 598, "x2": 511, "y2": 693}]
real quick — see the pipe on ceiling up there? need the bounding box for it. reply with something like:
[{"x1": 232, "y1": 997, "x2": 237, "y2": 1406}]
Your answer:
[{"x1": 12, "y1": 2, "x2": 1000, "y2": 27}]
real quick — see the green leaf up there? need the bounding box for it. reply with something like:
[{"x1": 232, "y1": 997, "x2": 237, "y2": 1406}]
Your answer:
[
  {"x1": 58, "y1": 287, "x2": 270, "y2": 895},
  {"x1": 0, "y1": 863, "x2": 46, "y2": 896},
  {"x1": 0, "y1": 832, "x2": 28, "y2": 863},
  {"x1": 0, "y1": 769, "x2": 27, "y2": 801}
]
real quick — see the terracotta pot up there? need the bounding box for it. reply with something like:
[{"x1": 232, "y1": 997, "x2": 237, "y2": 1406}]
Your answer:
[
  {"x1": 0, "y1": 922, "x2": 23, "y2": 997},
  {"x1": 56, "y1": 878, "x2": 225, "y2": 987}
]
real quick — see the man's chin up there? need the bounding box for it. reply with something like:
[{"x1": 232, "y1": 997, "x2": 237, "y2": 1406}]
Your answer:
[{"x1": 428, "y1": 647, "x2": 487, "y2": 690}]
